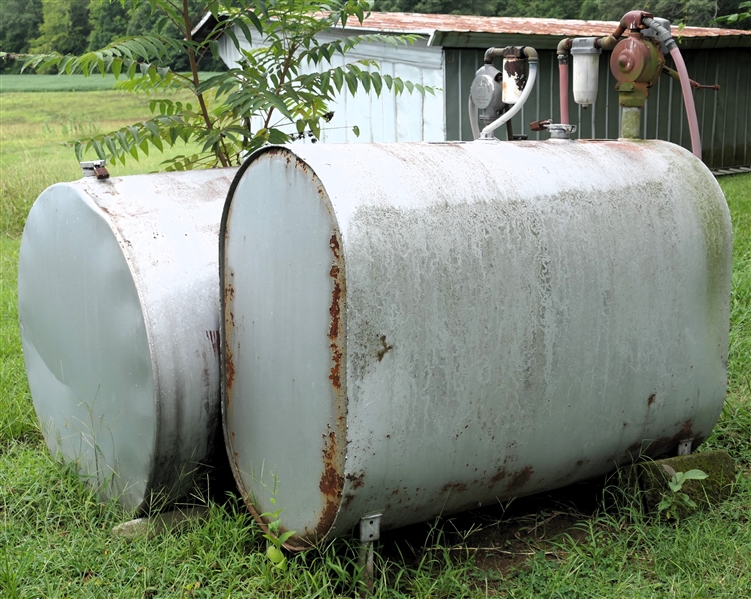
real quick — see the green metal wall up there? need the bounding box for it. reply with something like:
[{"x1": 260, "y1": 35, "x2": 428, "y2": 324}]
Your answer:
[{"x1": 444, "y1": 47, "x2": 751, "y2": 169}]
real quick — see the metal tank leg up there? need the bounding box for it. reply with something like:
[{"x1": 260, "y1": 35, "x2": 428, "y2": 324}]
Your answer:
[
  {"x1": 358, "y1": 513, "x2": 382, "y2": 596},
  {"x1": 677, "y1": 438, "x2": 694, "y2": 455}
]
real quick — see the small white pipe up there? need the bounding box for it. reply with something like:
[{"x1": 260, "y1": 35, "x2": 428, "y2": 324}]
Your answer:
[
  {"x1": 468, "y1": 96, "x2": 481, "y2": 140},
  {"x1": 481, "y1": 59, "x2": 538, "y2": 139}
]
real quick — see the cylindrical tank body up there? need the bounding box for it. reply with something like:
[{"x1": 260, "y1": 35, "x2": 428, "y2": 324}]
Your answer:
[
  {"x1": 19, "y1": 168, "x2": 238, "y2": 512},
  {"x1": 220, "y1": 141, "x2": 731, "y2": 548}
]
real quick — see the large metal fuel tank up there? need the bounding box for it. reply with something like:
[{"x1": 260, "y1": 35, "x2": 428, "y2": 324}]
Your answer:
[
  {"x1": 220, "y1": 140, "x2": 731, "y2": 549},
  {"x1": 19, "y1": 168, "x2": 237, "y2": 512}
]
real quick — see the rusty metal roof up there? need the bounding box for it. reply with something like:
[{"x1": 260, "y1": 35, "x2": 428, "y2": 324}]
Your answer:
[
  {"x1": 343, "y1": 11, "x2": 749, "y2": 39},
  {"x1": 195, "y1": 10, "x2": 751, "y2": 50}
]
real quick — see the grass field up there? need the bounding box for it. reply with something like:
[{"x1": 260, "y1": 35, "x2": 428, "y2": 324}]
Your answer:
[
  {"x1": 1, "y1": 74, "x2": 123, "y2": 93},
  {"x1": 2, "y1": 88, "x2": 751, "y2": 598},
  {"x1": 0, "y1": 73, "x2": 225, "y2": 93},
  {"x1": 0, "y1": 88, "x2": 208, "y2": 236}
]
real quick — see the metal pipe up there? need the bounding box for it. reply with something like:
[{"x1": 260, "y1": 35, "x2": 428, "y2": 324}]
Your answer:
[
  {"x1": 481, "y1": 48, "x2": 538, "y2": 139},
  {"x1": 556, "y1": 39, "x2": 573, "y2": 125},
  {"x1": 558, "y1": 58, "x2": 570, "y2": 125},
  {"x1": 621, "y1": 106, "x2": 642, "y2": 139},
  {"x1": 484, "y1": 46, "x2": 504, "y2": 63},
  {"x1": 662, "y1": 66, "x2": 720, "y2": 91},
  {"x1": 597, "y1": 35, "x2": 619, "y2": 51}
]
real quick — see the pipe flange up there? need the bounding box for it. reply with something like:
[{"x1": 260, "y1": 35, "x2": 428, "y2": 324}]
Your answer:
[{"x1": 545, "y1": 123, "x2": 577, "y2": 139}]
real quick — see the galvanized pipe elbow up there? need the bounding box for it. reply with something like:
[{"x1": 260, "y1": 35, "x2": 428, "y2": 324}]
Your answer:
[
  {"x1": 557, "y1": 38, "x2": 572, "y2": 58},
  {"x1": 597, "y1": 35, "x2": 619, "y2": 51},
  {"x1": 484, "y1": 47, "x2": 503, "y2": 63}
]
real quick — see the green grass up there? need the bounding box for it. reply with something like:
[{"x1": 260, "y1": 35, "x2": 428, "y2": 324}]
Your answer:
[
  {"x1": 0, "y1": 73, "x2": 226, "y2": 93},
  {"x1": 1, "y1": 74, "x2": 124, "y2": 93},
  {"x1": 0, "y1": 90, "x2": 207, "y2": 236},
  {"x1": 1, "y1": 88, "x2": 751, "y2": 597}
]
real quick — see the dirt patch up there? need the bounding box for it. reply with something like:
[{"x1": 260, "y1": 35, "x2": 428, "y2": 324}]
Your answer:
[{"x1": 377, "y1": 478, "x2": 604, "y2": 585}]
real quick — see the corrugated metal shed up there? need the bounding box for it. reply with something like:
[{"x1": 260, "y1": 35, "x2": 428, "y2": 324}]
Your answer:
[{"x1": 209, "y1": 11, "x2": 751, "y2": 169}]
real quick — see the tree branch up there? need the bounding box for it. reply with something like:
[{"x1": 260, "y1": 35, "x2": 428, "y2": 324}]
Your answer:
[{"x1": 182, "y1": 0, "x2": 228, "y2": 167}]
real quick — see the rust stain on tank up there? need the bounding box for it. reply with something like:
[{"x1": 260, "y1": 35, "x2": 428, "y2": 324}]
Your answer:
[
  {"x1": 225, "y1": 347, "x2": 235, "y2": 391},
  {"x1": 346, "y1": 471, "x2": 365, "y2": 489},
  {"x1": 647, "y1": 393, "x2": 656, "y2": 407},
  {"x1": 328, "y1": 239, "x2": 344, "y2": 391},
  {"x1": 329, "y1": 233, "x2": 340, "y2": 260},
  {"x1": 329, "y1": 266, "x2": 341, "y2": 339},
  {"x1": 442, "y1": 481, "x2": 468, "y2": 493},
  {"x1": 319, "y1": 430, "x2": 342, "y2": 494},
  {"x1": 329, "y1": 347, "x2": 342, "y2": 389},
  {"x1": 506, "y1": 466, "x2": 533, "y2": 493},
  {"x1": 316, "y1": 429, "x2": 344, "y2": 537},
  {"x1": 624, "y1": 420, "x2": 699, "y2": 459},
  {"x1": 377, "y1": 335, "x2": 393, "y2": 362},
  {"x1": 225, "y1": 283, "x2": 235, "y2": 303},
  {"x1": 489, "y1": 468, "x2": 507, "y2": 486}
]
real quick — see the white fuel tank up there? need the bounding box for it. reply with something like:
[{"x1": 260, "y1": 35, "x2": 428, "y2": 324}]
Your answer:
[
  {"x1": 19, "y1": 168, "x2": 237, "y2": 511},
  {"x1": 220, "y1": 140, "x2": 731, "y2": 548}
]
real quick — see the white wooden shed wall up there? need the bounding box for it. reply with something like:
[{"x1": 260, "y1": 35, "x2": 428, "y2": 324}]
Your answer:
[{"x1": 217, "y1": 27, "x2": 446, "y2": 143}]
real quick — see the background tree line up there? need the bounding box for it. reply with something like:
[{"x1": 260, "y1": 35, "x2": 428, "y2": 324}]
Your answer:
[
  {"x1": 373, "y1": 0, "x2": 744, "y2": 25},
  {"x1": 1, "y1": 0, "x2": 747, "y2": 74},
  {"x1": 0, "y1": 0, "x2": 225, "y2": 73}
]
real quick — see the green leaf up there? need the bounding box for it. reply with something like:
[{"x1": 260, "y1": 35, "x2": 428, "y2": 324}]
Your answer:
[
  {"x1": 371, "y1": 71, "x2": 382, "y2": 96},
  {"x1": 93, "y1": 140, "x2": 106, "y2": 161},
  {"x1": 112, "y1": 58, "x2": 123, "y2": 80},
  {"x1": 104, "y1": 135, "x2": 119, "y2": 159},
  {"x1": 261, "y1": 91, "x2": 293, "y2": 120},
  {"x1": 359, "y1": 72, "x2": 371, "y2": 93},
  {"x1": 352, "y1": 125, "x2": 360, "y2": 137},
  {"x1": 277, "y1": 530, "x2": 297, "y2": 544},
  {"x1": 682, "y1": 469, "x2": 709, "y2": 481},
  {"x1": 266, "y1": 545, "x2": 285, "y2": 565},
  {"x1": 332, "y1": 68, "x2": 344, "y2": 92},
  {"x1": 344, "y1": 71, "x2": 358, "y2": 95},
  {"x1": 267, "y1": 128, "x2": 289, "y2": 144},
  {"x1": 661, "y1": 464, "x2": 677, "y2": 478},
  {"x1": 144, "y1": 121, "x2": 160, "y2": 139}
]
